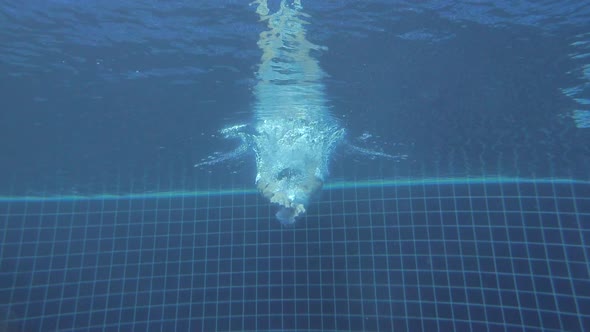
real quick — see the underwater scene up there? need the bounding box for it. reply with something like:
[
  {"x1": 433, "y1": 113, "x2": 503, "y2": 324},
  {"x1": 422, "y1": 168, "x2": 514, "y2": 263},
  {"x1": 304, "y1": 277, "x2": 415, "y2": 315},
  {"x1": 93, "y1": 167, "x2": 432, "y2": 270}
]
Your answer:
[{"x1": 1, "y1": 0, "x2": 589, "y2": 331}]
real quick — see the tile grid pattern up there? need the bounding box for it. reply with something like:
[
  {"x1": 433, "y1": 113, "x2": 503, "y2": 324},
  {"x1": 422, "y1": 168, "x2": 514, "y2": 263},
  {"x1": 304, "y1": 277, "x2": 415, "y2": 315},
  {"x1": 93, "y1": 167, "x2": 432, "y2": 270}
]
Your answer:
[{"x1": 0, "y1": 180, "x2": 588, "y2": 331}]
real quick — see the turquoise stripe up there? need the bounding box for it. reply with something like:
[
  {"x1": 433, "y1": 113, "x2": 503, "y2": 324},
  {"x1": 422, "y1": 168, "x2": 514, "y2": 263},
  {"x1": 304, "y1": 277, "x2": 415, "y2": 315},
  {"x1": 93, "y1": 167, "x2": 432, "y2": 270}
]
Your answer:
[{"x1": 0, "y1": 177, "x2": 587, "y2": 202}]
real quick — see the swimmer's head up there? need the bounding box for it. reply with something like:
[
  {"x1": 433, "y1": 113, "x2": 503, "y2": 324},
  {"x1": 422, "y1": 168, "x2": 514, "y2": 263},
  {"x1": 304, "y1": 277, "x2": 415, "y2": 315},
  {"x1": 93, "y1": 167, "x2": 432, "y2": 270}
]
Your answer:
[{"x1": 256, "y1": 165, "x2": 323, "y2": 223}]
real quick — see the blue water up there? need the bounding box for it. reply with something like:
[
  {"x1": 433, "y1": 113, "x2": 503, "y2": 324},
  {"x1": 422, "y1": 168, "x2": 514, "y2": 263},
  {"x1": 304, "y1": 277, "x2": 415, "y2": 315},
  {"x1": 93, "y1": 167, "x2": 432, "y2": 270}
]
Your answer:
[
  {"x1": 1, "y1": 1, "x2": 590, "y2": 331},
  {"x1": 1, "y1": 0, "x2": 589, "y2": 195}
]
